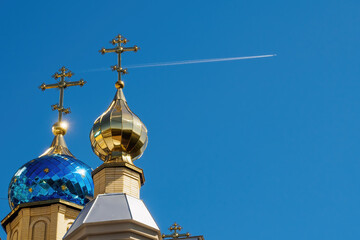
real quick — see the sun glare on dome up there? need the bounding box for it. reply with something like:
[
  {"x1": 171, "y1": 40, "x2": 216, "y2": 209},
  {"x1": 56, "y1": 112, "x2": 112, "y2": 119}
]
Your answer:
[{"x1": 60, "y1": 121, "x2": 69, "y2": 129}]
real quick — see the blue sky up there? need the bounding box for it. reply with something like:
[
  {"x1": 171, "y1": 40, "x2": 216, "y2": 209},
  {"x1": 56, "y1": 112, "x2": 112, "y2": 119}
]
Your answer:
[{"x1": 1, "y1": 0, "x2": 360, "y2": 239}]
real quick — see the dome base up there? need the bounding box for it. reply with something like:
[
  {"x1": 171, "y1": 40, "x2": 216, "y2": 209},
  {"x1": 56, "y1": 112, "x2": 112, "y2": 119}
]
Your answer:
[{"x1": 92, "y1": 162, "x2": 145, "y2": 198}]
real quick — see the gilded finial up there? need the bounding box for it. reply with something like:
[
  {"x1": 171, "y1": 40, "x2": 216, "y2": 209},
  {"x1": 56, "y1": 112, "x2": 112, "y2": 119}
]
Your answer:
[
  {"x1": 99, "y1": 34, "x2": 139, "y2": 89},
  {"x1": 162, "y1": 223, "x2": 191, "y2": 239},
  {"x1": 39, "y1": 67, "x2": 86, "y2": 157}
]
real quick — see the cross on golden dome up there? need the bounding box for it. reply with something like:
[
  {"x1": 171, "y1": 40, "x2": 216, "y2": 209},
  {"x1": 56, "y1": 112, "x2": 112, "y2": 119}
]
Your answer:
[
  {"x1": 99, "y1": 34, "x2": 139, "y2": 89},
  {"x1": 39, "y1": 67, "x2": 86, "y2": 135},
  {"x1": 162, "y1": 223, "x2": 191, "y2": 239}
]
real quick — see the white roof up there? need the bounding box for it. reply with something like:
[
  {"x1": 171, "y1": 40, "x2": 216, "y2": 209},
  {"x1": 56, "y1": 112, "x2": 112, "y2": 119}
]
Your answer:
[{"x1": 64, "y1": 193, "x2": 159, "y2": 238}]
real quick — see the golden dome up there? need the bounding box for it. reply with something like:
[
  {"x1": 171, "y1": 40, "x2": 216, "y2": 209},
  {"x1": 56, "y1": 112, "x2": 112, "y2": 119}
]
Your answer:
[{"x1": 90, "y1": 88, "x2": 148, "y2": 164}]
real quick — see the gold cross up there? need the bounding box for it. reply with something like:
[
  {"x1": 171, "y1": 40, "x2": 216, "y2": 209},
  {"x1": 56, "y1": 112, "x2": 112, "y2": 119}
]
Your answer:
[
  {"x1": 162, "y1": 223, "x2": 191, "y2": 239},
  {"x1": 39, "y1": 67, "x2": 86, "y2": 122},
  {"x1": 99, "y1": 34, "x2": 139, "y2": 89}
]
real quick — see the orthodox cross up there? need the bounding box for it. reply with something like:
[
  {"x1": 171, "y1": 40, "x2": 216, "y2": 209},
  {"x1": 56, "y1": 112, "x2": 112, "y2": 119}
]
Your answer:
[
  {"x1": 99, "y1": 34, "x2": 139, "y2": 89},
  {"x1": 39, "y1": 67, "x2": 86, "y2": 122},
  {"x1": 162, "y1": 223, "x2": 191, "y2": 239}
]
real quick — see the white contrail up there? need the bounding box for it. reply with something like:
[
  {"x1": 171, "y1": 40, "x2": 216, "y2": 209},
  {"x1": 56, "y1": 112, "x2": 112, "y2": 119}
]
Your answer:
[
  {"x1": 79, "y1": 54, "x2": 275, "y2": 73},
  {"x1": 127, "y1": 54, "x2": 276, "y2": 69}
]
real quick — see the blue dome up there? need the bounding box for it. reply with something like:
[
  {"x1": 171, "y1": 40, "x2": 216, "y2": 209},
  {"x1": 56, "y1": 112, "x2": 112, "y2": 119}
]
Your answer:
[{"x1": 8, "y1": 154, "x2": 94, "y2": 209}]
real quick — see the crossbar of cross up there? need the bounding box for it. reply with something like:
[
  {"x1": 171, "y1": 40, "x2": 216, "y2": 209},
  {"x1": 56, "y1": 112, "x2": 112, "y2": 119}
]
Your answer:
[{"x1": 162, "y1": 223, "x2": 191, "y2": 239}]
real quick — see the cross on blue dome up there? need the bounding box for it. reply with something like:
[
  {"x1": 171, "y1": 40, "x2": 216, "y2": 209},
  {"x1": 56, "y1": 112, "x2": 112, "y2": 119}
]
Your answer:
[{"x1": 8, "y1": 67, "x2": 94, "y2": 210}]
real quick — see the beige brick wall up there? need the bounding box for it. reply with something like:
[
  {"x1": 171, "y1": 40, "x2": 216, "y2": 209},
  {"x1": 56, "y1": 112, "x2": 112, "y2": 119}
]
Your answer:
[
  {"x1": 93, "y1": 167, "x2": 141, "y2": 198},
  {"x1": 4, "y1": 203, "x2": 81, "y2": 240}
]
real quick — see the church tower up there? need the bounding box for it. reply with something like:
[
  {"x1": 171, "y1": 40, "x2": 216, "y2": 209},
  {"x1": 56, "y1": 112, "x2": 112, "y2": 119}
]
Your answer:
[
  {"x1": 1, "y1": 68, "x2": 94, "y2": 240},
  {"x1": 63, "y1": 35, "x2": 162, "y2": 240}
]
